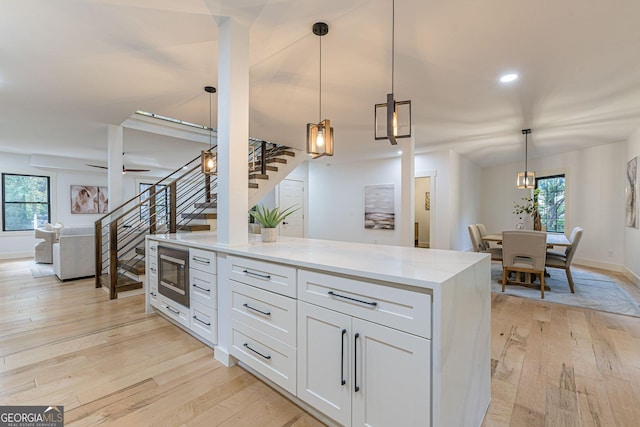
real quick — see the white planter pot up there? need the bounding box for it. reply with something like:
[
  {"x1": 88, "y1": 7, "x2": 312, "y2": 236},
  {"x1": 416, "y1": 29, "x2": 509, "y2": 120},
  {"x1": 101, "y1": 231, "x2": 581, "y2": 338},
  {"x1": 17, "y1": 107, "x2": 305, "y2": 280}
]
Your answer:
[{"x1": 261, "y1": 228, "x2": 278, "y2": 243}]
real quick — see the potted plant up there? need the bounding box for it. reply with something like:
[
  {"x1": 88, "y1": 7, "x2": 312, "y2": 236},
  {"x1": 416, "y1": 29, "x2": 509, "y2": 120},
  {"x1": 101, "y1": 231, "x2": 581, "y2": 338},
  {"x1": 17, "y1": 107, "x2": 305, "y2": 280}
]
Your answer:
[{"x1": 249, "y1": 205, "x2": 299, "y2": 242}]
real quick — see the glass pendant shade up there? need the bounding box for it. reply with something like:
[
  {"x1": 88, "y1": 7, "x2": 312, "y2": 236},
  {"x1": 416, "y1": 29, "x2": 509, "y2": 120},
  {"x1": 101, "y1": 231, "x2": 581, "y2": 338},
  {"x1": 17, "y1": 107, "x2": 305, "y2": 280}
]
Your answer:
[
  {"x1": 307, "y1": 119, "x2": 334, "y2": 159},
  {"x1": 201, "y1": 151, "x2": 217, "y2": 175},
  {"x1": 516, "y1": 171, "x2": 535, "y2": 189},
  {"x1": 375, "y1": 93, "x2": 411, "y2": 145}
]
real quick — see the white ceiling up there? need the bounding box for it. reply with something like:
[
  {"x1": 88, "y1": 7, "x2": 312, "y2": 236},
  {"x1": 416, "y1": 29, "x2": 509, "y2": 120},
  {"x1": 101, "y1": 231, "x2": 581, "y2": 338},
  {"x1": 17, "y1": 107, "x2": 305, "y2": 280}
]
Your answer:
[{"x1": 2, "y1": 0, "x2": 640, "y2": 171}]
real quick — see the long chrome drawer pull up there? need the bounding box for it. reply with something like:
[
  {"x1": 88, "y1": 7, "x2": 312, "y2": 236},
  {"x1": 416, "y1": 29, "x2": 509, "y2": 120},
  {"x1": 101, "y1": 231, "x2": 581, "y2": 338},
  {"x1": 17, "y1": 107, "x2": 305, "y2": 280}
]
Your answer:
[
  {"x1": 243, "y1": 343, "x2": 271, "y2": 360},
  {"x1": 192, "y1": 316, "x2": 211, "y2": 326},
  {"x1": 341, "y1": 329, "x2": 347, "y2": 385},
  {"x1": 354, "y1": 333, "x2": 360, "y2": 392},
  {"x1": 192, "y1": 256, "x2": 210, "y2": 264},
  {"x1": 328, "y1": 291, "x2": 378, "y2": 307},
  {"x1": 243, "y1": 269, "x2": 271, "y2": 280},
  {"x1": 192, "y1": 283, "x2": 211, "y2": 292},
  {"x1": 166, "y1": 306, "x2": 180, "y2": 315},
  {"x1": 243, "y1": 303, "x2": 271, "y2": 316}
]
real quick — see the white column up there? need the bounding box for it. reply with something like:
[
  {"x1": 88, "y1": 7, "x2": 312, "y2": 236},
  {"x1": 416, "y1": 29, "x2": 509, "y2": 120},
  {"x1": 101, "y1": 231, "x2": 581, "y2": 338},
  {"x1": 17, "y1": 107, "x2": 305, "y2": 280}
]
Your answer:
[
  {"x1": 400, "y1": 131, "x2": 415, "y2": 247},
  {"x1": 107, "y1": 125, "x2": 124, "y2": 210},
  {"x1": 216, "y1": 16, "x2": 249, "y2": 246}
]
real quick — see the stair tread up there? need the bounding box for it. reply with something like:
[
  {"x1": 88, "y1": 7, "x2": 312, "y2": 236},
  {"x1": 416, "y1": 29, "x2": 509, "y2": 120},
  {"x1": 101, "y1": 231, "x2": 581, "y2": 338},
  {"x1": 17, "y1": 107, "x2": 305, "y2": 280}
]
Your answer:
[
  {"x1": 194, "y1": 202, "x2": 217, "y2": 209},
  {"x1": 100, "y1": 274, "x2": 143, "y2": 292},
  {"x1": 249, "y1": 183, "x2": 259, "y2": 189},
  {"x1": 181, "y1": 212, "x2": 218, "y2": 219},
  {"x1": 178, "y1": 224, "x2": 211, "y2": 231},
  {"x1": 248, "y1": 174, "x2": 269, "y2": 180},
  {"x1": 118, "y1": 260, "x2": 145, "y2": 275}
]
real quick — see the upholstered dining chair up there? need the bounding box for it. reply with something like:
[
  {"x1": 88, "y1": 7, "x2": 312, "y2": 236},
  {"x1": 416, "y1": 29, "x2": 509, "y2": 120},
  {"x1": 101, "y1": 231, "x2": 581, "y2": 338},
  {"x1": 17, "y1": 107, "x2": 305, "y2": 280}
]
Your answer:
[
  {"x1": 545, "y1": 227, "x2": 583, "y2": 293},
  {"x1": 468, "y1": 224, "x2": 502, "y2": 261},
  {"x1": 476, "y1": 223, "x2": 489, "y2": 249},
  {"x1": 501, "y1": 230, "x2": 548, "y2": 298}
]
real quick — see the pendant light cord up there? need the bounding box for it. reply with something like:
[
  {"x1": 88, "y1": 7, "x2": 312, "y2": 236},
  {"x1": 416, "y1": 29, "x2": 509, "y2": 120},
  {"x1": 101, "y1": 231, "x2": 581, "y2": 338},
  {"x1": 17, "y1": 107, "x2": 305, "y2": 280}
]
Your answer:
[
  {"x1": 319, "y1": 33, "x2": 322, "y2": 123},
  {"x1": 208, "y1": 91, "x2": 212, "y2": 150},
  {"x1": 524, "y1": 132, "x2": 528, "y2": 173},
  {"x1": 391, "y1": 0, "x2": 395, "y2": 94}
]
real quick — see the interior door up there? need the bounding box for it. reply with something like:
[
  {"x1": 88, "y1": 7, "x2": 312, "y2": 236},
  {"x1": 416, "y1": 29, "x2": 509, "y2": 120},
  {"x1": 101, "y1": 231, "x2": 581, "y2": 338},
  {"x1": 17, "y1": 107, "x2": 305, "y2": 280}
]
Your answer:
[{"x1": 278, "y1": 178, "x2": 304, "y2": 237}]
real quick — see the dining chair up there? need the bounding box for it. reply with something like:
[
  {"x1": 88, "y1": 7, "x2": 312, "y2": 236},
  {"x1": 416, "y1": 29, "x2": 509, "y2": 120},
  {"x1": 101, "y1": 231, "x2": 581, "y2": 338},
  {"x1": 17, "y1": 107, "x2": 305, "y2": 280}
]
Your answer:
[
  {"x1": 501, "y1": 230, "x2": 548, "y2": 298},
  {"x1": 476, "y1": 224, "x2": 489, "y2": 250},
  {"x1": 468, "y1": 224, "x2": 502, "y2": 261},
  {"x1": 545, "y1": 227, "x2": 583, "y2": 293}
]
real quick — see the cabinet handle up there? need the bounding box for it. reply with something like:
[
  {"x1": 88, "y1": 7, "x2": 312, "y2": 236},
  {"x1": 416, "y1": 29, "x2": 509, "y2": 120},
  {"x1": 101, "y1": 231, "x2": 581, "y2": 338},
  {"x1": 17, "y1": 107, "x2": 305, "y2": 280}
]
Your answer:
[
  {"x1": 192, "y1": 256, "x2": 210, "y2": 264},
  {"x1": 166, "y1": 306, "x2": 180, "y2": 315},
  {"x1": 192, "y1": 283, "x2": 211, "y2": 293},
  {"x1": 192, "y1": 315, "x2": 211, "y2": 326},
  {"x1": 150, "y1": 267, "x2": 157, "y2": 273},
  {"x1": 341, "y1": 329, "x2": 347, "y2": 386},
  {"x1": 150, "y1": 292, "x2": 157, "y2": 297},
  {"x1": 354, "y1": 333, "x2": 360, "y2": 392},
  {"x1": 243, "y1": 269, "x2": 271, "y2": 280},
  {"x1": 243, "y1": 343, "x2": 271, "y2": 360},
  {"x1": 150, "y1": 246, "x2": 157, "y2": 252},
  {"x1": 243, "y1": 303, "x2": 271, "y2": 316},
  {"x1": 328, "y1": 291, "x2": 378, "y2": 307}
]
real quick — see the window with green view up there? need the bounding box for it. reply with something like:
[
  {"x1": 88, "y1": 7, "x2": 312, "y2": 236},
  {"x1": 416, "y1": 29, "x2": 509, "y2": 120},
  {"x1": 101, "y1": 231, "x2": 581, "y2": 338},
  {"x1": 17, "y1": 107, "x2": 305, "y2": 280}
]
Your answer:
[
  {"x1": 2, "y1": 173, "x2": 51, "y2": 231},
  {"x1": 535, "y1": 174, "x2": 565, "y2": 233}
]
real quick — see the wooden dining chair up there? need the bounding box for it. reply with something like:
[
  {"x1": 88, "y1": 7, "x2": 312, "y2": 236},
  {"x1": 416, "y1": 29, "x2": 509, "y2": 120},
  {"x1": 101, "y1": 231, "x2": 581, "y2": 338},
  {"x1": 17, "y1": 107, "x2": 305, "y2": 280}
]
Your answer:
[
  {"x1": 501, "y1": 230, "x2": 548, "y2": 298},
  {"x1": 545, "y1": 227, "x2": 583, "y2": 293}
]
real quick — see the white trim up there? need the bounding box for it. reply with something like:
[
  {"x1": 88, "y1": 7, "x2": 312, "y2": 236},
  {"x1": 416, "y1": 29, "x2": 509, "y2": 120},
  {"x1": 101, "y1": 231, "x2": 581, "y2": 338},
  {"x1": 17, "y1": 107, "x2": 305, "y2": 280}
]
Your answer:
[
  {"x1": 0, "y1": 251, "x2": 33, "y2": 260},
  {"x1": 624, "y1": 266, "x2": 640, "y2": 287},
  {"x1": 573, "y1": 257, "x2": 625, "y2": 273}
]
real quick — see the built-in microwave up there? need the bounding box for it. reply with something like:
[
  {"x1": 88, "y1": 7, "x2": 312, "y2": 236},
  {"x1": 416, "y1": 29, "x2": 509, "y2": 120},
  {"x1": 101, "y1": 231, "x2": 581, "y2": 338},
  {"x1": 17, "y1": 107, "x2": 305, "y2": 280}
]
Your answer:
[{"x1": 158, "y1": 245, "x2": 189, "y2": 307}]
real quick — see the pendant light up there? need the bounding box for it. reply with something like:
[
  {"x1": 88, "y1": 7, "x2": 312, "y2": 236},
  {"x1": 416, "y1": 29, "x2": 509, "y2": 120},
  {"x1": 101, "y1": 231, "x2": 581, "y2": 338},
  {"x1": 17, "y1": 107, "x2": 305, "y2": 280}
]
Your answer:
[
  {"x1": 306, "y1": 22, "x2": 334, "y2": 159},
  {"x1": 374, "y1": 0, "x2": 411, "y2": 145},
  {"x1": 516, "y1": 128, "x2": 535, "y2": 189},
  {"x1": 201, "y1": 85, "x2": 217, "y2": 175}
]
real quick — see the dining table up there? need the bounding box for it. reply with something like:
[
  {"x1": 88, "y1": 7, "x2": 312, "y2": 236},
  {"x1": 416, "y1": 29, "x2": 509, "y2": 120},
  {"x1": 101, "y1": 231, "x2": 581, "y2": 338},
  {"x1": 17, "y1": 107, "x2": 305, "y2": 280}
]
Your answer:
[{"x1": 482, "y1": 232, "x2": 571, "y2": 247}]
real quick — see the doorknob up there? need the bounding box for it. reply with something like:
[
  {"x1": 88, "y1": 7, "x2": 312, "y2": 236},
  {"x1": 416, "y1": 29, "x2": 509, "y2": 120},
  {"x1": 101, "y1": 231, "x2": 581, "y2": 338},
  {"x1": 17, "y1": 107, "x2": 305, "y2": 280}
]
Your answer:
[{"x1": 282, "y1": 221, "x2": 288, "y2": 225}]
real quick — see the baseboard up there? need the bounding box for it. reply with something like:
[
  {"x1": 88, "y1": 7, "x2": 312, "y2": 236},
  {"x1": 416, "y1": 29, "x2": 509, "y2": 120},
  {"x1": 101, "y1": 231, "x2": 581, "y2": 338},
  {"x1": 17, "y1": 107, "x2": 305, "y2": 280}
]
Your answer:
[
  {"x1": 0, "y1": 251, "x2": 33, "y2": 260},
  {"x1": 573, "y1": 257, "x2": 626, "y2": 273},
  {"x1": 623, "y1": 267, "x2": 640, "y2": 287}
]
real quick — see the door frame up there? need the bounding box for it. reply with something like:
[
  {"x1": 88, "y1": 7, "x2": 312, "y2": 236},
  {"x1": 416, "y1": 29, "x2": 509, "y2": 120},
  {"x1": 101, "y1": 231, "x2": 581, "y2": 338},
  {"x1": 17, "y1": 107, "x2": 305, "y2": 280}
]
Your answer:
[{"x1": 414, "y1": 169, "x2": 436, "y2": 249}]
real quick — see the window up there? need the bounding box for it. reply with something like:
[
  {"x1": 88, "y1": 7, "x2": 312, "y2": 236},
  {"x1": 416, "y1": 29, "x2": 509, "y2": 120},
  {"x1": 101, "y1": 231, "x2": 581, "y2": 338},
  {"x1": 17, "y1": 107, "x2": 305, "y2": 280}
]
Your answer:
[
  {"x1": 140, "y1": 183, "x2": 168, "y2": 226},
  {"x1": 536, "y1": 174, "x2": 565, "y2": 233},
  {"x1": 2, "y1": 173, "x2": 51, "y2": 231}
]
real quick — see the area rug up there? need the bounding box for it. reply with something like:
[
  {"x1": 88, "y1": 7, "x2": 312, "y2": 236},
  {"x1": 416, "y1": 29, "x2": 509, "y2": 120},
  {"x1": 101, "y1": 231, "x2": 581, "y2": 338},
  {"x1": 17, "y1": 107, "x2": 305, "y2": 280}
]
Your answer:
[
  {"x1": 29, "y1": 261, "x2": 56, "y2": 278},
  {"x1": 491, "y1": 263, "x2": 640, "y2": 317}
]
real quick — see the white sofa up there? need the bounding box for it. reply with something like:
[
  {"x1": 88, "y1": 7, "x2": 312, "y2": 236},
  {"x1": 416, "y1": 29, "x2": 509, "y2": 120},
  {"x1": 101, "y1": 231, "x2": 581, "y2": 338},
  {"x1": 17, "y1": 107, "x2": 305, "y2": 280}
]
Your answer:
[{"x1": 53, "y1": 226, "x2": 95, "y2": 281}]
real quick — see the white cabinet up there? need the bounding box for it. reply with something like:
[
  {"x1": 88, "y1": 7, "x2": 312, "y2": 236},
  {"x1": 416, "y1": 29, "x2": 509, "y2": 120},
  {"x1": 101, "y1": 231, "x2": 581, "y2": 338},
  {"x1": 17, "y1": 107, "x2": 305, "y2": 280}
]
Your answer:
[
  {"x1": 297, "y1": 301, "x2": 431, "y2": 427},
  {"x1": 189, "y1": 248, "x2": 217, "y2": 344},
  {"x1": 226, "y1": 256, "x2": 297, "y2": 394},
  {"x1": 146, "y1": 241, "x2": 159, "y2": 311}
]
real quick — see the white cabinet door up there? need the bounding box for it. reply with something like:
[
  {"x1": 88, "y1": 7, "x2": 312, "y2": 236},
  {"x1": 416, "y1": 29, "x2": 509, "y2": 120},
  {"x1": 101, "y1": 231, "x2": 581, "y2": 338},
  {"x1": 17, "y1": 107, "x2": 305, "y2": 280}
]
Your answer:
[
  {"x1": 297, "y1": 301, "x2": 352, "y2": 427},
  {"x1": 352, "y1": 318, "x2": 431, "y2": 427}
]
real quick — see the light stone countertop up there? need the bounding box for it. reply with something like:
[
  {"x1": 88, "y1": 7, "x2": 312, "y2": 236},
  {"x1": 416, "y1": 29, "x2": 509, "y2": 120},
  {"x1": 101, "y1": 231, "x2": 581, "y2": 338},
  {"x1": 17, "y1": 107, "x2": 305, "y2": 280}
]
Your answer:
[{"x1": 148, "y1": 232, "x2": 489, "y2": 291}]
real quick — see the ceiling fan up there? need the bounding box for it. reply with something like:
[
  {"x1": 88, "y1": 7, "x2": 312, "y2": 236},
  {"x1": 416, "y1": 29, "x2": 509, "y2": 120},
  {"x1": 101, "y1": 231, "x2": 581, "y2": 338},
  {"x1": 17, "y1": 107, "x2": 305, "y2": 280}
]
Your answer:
[{"x1": 86, "y1": 152, "x2": 150, "y2": 174}]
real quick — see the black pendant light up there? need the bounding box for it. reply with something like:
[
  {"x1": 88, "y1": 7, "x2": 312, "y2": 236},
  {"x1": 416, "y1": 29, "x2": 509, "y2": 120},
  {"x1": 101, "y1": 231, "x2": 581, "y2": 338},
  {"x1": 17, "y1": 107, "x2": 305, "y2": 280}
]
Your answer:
[
  {"x1": 306, "y1": 22, "x2": 334, "y2": 159},
  {"x1": 201, "y1": 85, "x2": 217, "y2": 175},
  {"x1": 374, "y1": 0, "x2": 411, "y2": 145}
]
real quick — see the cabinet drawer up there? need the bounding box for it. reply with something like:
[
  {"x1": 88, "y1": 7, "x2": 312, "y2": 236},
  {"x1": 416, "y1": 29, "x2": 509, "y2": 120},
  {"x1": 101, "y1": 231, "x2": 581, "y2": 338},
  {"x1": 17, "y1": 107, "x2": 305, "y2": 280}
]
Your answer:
[
  {"x1": 149, "y1": 285, "x2": 160, "y2": 308},
  {"x1": 230, "y1": 281, "x2": 296, "y2": 347},
  {"x1": 231, "y1": 320, "x2": 296, "y2": 395},
  {"x1": 147, "y1": 241, "x2": 158, "y2": 262},
  {"x1": 189, "y1": 248, "x2": 216, "y2": 275},
  {"x1": 157, "y1": 295, "x2": 190, "y2": 328},
  {"x1": 190, "y1": 268, "x2": 217, "y2": 307},
  {"x1": 190, "y1": 300, "x2": 217, "y2": 344},
  {"x1": 298, "y1": 270, "x2": 432, "y2": 339},
  {"x1": 227, "y1": 255, "x2": 296, "y2": 298}
]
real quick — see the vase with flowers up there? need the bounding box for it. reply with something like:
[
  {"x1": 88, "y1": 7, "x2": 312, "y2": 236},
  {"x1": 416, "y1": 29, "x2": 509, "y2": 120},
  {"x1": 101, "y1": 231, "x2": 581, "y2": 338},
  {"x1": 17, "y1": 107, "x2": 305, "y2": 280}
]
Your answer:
[{"x1": 513, "y1": 189, "x2": 541, "y2": 230}]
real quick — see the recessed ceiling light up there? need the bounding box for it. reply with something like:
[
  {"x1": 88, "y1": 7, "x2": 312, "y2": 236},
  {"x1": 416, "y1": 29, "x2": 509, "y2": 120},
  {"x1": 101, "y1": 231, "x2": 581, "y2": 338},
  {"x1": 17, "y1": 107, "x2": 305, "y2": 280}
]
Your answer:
[
  {"x1": 499, "y1": 73, "x2": 518, "y2": 83},
  {"x1": 397, "y1": 150, "x2": 403, "y2": 155}
]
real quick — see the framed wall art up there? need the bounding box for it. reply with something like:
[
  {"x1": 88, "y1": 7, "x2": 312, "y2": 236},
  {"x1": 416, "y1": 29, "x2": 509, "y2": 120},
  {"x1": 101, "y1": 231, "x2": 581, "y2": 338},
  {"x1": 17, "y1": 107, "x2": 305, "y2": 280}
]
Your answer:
[{"x1": 364, "y1": 184, "x2": 395, "y2": 230}]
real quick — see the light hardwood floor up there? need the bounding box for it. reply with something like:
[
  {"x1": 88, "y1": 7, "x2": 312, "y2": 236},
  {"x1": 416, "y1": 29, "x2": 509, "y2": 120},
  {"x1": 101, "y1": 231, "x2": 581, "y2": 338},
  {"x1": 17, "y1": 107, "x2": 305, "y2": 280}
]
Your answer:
[{"x1": 2, "y1": 258, "x2": 640, "y2": 426}]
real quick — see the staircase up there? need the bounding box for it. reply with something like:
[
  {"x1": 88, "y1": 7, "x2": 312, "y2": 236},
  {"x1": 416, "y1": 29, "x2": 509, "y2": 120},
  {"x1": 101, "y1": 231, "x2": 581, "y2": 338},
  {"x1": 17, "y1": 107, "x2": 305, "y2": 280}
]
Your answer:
[{"x1": 95, "y1": 140, "x2": 304, "y2": 299}]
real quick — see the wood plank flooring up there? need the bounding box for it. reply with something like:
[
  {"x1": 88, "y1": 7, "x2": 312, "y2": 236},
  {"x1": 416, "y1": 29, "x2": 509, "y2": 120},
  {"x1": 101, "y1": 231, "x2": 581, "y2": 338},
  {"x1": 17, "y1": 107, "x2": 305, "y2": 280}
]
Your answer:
[{"x1": 1, "y1": 258, "x2": 640, "y2": 426}]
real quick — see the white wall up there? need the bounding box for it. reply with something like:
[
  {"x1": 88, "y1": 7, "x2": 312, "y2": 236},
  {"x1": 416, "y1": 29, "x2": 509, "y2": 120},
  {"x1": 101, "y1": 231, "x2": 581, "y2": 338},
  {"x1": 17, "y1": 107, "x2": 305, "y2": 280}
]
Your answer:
[
  {"x1": 309, "y1": 157, "x2": 403, "y2": 245},
  {"x1": 415, "y1": 151, "x2": 453, "y2": 249},
  {"x1": 481, "y1": 141, "x2": 626, "y2": 271},
  {"x1": 625, "y1": 129, "x2": 640, "y2": 283},
  {"x1": 449, "y1": 150, "x2": 483, "y2": 251},
  {"x1": 0, "y1": 152, "x2": 139, "y2": 259}
]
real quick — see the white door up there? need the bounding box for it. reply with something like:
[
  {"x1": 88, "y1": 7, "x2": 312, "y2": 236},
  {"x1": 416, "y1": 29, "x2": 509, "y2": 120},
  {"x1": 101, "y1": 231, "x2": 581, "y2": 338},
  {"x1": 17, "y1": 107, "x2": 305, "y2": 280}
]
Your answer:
[
  {"x1": 278, "y1": 178, "x2": 304, "y2": 237},
  {"x1": 351, "y1": 318, "x2": 431, "y2": 427},
  {"x1": 297, "y1": 301, "x2": 352, "y2": 426}
]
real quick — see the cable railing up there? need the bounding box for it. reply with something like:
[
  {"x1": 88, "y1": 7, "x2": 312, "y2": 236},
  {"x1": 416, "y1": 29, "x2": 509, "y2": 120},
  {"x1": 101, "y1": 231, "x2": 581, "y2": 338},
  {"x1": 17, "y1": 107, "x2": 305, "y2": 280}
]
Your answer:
[{"x1": 95, "y1": 140, "x2": 295, "y2": 299}]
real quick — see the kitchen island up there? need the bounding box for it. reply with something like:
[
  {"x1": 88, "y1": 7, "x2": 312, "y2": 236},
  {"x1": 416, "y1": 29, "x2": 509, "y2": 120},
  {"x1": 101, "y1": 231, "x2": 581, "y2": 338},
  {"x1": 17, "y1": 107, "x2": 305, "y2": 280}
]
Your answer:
[{"x1": 146, "y1": 232, "x2": 491, "y2": 427}]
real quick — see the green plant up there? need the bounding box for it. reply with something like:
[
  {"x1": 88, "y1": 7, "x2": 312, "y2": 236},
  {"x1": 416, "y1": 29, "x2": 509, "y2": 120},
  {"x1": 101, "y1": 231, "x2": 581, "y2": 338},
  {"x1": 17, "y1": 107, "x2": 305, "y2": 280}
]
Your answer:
[
  {"x1": 249, "y1": 205, "x2": 299, "y2": 228},
  {"x1": 513, "y1": 189, "x2": 540, "y2": 219}
]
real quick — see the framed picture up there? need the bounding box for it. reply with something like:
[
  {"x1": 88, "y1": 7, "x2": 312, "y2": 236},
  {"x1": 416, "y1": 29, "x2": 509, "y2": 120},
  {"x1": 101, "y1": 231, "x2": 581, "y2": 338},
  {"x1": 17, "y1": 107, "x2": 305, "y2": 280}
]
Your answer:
[
  {"x1": 425, "y1": 192, "x2": 430, "y2": 211},
  {"x1": 71, "y1": 185, "x2": 108, "y2": 214},
  {"x1": 626, "y1": 157, "x2": 638, "y2": 228},
  {"x1": 364, "y1": 184, "x2": 395, "y2": 230}
]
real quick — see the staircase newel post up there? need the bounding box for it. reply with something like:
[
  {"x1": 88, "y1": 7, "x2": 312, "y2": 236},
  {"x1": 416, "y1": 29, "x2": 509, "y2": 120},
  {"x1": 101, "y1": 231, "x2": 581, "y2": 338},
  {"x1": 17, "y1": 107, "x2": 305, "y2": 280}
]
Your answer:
[
  {"x1": 261, "y1": 141, "x2": 267, "y2": 175},
  {"x1": 170, "y1": 181, "x2": 177, "y2": 233},
  {"x1": 95, "y1": 220, "x2": 102, "y2": 288},
  {"x1": 149, "y1": 186, "x2": 157, "y2": 235},
  {"x1": 109, "y1": 220, "x2": 118, "y2": 300}
]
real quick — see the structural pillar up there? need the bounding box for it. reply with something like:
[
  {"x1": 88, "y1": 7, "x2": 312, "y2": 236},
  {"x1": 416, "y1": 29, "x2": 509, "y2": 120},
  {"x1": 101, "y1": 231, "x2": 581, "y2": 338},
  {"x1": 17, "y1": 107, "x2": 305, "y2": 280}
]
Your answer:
[
  {"x1": 400, "y1": 130, "x2": 415, "y2": 247},
  {"x1": 107, "y1": 125, "x2": 124, "y2": 210},
  {"x1": 216, "y1": 16, "x2": 249, "y2": 246}
]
